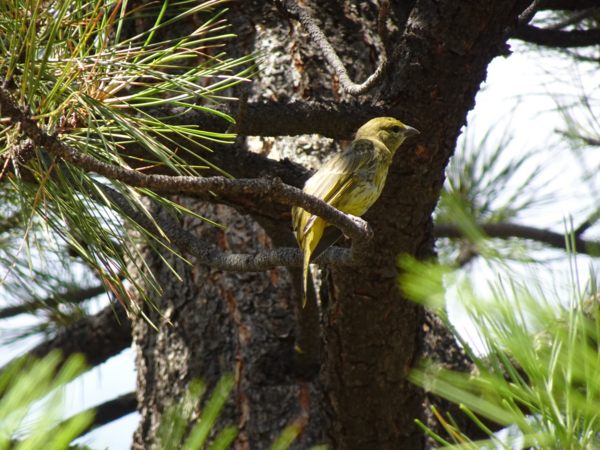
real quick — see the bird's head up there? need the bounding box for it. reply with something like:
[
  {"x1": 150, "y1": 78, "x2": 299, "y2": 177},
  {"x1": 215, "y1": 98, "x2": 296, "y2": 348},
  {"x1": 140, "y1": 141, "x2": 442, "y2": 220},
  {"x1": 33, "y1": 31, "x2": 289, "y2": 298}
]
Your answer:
[{"x1": 356, "y1": 117, "x2": 419, "y2": 153}]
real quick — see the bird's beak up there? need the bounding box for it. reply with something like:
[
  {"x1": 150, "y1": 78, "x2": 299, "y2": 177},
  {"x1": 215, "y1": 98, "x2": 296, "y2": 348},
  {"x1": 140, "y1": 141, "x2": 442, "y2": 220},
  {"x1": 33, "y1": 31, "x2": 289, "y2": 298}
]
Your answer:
[{"x1": 403, "y1": 126, "x2": 419, "y2": 137}]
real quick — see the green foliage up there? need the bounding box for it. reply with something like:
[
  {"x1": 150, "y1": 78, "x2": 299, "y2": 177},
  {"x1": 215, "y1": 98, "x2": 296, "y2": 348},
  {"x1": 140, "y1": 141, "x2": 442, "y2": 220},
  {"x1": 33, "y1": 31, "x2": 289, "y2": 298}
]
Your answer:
[
  {"x1": 0, "y1": 0, "x2": 257, "y2": 316},
  {"x1": 154, "y1": 373, "x2": 325, "y2": 450},
  {"x1": 0, "y1": 351, "x2": 93, "y2": 450},
  {"x1": 1, "y1": 358, "x2": 318, "y2": 450},
  {"x1": 153, "y1": 375, "x2": 237, "y2": 450},
  {"x1": 401, "y1": 255, "x2": 600, "y2": 449},
  {"x1": 0, "y1": 182, "x2": 102, "y2": 342},
  {"x1": 435, "y1": 125, "x2": 554, "y2": 268}
]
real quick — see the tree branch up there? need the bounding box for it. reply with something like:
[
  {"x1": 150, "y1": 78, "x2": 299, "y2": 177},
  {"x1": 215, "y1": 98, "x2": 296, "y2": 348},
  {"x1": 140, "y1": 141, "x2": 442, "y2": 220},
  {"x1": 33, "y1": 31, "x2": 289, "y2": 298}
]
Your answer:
[
  {"x1": 24, "y1": 303, "x2": 132, "y2": 369},
  {"x1": 73, "y1": 392, "x2": 138, "y2": 437},
  {"x1": 547, "y1": 7, "x2": 600, "y2": 30},
  {"x1": 0, "y1": 88, "x2": 374, "y2": 272},
  {"x1": 514, "y1": 24, "x2": 600, "y2": 47},
  {"x1": 276, "y1": 0, "x2": 389, "y2": 96},
  {"x1": 541, "y1": 0, "x2": 600, "y2": 10},
  {"x1": 435, "y1": 222, "x2": 600, "y2": 256},
  {"x1": 0, "y1": 285, "x2": 107, "y2": 319},
  {"x1": 519, "y1": 0, "x2": 546, "y2": 27},
  {"x1": 119, "y1": 99, "x2": 415, "y2": 199},
  {"x1": 503, "y1": 0, "x2": 546, "y2": 40},
  {"x1": 127, "y1": 100, "x2": 409, "y2": 187},
  {"x1": 230, "y1": 100, "x2": 405, "y2": 139},
  {"x1": 148, "y1": 100, "x2": 405, "y2": 142},
  {"x1": 574, "y1": 207, "x2": 600, "y2": 236},
  {"x1": 4, "y1": 99, "x2": 407, "y2": 190},
  {"x1": 96, "y1": 179, "x2": 369, "y2": 271}
]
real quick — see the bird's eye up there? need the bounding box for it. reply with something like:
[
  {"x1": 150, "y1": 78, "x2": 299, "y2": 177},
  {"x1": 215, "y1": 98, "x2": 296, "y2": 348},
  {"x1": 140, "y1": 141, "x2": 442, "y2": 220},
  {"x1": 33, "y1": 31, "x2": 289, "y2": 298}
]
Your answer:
[{"x1": 390, "y1": 125, "x2": 402, "y2": 133}]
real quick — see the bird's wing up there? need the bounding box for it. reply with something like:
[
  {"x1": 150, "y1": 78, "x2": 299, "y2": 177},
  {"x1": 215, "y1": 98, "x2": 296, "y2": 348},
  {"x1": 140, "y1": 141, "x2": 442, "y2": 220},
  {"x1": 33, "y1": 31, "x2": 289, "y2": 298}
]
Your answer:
[
  {"x1": 309, "y1": 226, "x2": 344, "y2": 262},
  {"x1": 301, "y1": 139, "x2": 378, "y2": 233}
]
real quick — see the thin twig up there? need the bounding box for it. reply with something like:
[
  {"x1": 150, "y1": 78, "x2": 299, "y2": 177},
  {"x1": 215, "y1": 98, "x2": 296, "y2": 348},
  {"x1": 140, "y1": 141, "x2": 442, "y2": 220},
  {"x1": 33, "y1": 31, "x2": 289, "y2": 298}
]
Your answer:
[
  {"x1": 278, "y1": 0, "x2": 389, "y2": 96},
  {"x1": 378, "y1": 1, "x2": 392, "y2": 58},
  {"x1": 574, "y1": 206, "x2": 600, "y2": 236},
  {"x1": 547, "y1": 7, "x2": 600, "y2": 30},
  {"x1": 503, "y1": 0, "x2": 547, "y2": 40},
  {"x1": 519, "y1": 0, "x2": 547, "y2": 26},
  {"x1": 0, "y1": 285, "x2": 107, "y2": 319},
  {"x1": 435, "y1": 222, "x2": 600, "y2": 256}
]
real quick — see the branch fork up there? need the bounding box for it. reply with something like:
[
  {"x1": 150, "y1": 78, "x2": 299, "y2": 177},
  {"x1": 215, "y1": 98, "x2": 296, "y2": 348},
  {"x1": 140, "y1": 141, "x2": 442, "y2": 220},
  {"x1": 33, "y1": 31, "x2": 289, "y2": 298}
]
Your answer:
[
  {"x1": 276, "y1": 0, "x2": 392, "y2": 96},
  {"x1": 0, "y1": 87, "x2": 374, "y2": 272}
]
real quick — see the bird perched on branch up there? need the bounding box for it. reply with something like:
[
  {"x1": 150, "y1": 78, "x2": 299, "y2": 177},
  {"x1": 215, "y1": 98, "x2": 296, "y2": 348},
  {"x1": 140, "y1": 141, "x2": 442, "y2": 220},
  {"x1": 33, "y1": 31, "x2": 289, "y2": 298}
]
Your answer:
[{"x1": 292, "y1": 117, "x2": 419, "y2": 306}]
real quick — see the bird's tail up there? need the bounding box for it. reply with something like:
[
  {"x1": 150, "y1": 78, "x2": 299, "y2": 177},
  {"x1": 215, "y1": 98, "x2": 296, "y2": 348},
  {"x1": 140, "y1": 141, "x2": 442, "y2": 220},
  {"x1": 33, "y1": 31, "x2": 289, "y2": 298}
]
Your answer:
[
  {"x1": 299, "y1": 219, "x2": 325, "y2": 307},
  {"x1": 301, "y1": 241, "x2": 311, "y2": 307}
]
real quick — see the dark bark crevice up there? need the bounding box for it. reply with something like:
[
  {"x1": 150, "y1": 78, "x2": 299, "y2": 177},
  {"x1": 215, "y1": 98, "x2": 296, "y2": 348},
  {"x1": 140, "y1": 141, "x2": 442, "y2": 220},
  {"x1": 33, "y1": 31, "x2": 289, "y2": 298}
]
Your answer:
[
  {"x1": 319, "y1": 0, "x2": 531, "y2": 447},
  {"x1": 125, "y1": 0, "x2": 538, "y2": 449}
]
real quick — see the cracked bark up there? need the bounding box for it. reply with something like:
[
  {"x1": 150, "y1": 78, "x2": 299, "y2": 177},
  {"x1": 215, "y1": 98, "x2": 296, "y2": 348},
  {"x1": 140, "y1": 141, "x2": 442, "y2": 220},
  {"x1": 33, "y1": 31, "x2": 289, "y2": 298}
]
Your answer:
[{"x1": 130, "y1": 1, "x2": 532, "y2": 449}]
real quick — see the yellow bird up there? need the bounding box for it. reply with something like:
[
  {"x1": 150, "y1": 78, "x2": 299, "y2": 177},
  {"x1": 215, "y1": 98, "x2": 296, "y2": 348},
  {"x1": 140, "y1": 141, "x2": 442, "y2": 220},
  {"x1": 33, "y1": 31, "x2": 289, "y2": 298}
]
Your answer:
[{"x1": 292, "y1": 117, "x2": 419, "y2": 306}]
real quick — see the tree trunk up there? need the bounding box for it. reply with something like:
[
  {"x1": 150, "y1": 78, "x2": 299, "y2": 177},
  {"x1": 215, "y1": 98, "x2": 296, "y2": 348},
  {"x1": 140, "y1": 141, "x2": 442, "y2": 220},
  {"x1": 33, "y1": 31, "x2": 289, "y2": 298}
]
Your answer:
[{"x1": 131, "y1": 1, "x2": 530, "y2": 449}]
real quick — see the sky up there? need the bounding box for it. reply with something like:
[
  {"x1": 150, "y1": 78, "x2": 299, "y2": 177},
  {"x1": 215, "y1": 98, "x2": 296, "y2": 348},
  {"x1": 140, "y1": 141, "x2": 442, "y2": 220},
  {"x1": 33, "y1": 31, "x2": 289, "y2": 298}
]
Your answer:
[
  {"x1": 446, "y1": 43, "x2": 600, "y2": 350},
  {"x1": 2, "y1": 39, "x2": 600, "y2": 450}
]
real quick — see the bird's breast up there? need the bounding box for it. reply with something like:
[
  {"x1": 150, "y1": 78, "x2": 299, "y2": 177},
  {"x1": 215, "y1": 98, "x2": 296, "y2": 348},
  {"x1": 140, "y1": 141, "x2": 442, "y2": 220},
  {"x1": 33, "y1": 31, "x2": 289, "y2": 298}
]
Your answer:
[{"x1": 336, "y1": 161, "x2": 391, "y2": 217}]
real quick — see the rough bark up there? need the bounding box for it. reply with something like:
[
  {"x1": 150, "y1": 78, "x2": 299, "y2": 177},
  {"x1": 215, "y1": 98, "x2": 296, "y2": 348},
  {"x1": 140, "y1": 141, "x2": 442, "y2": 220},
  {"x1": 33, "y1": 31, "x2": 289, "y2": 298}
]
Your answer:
[
  {"x1": 322, "y1": 1, "x2": 529, "y2": 448},
  {"x1": 131, "y1": 1, "x2": 531, "y2": 449},
  {"x1": 132, "y1": 201, "x2": 323, "y2": 449}
]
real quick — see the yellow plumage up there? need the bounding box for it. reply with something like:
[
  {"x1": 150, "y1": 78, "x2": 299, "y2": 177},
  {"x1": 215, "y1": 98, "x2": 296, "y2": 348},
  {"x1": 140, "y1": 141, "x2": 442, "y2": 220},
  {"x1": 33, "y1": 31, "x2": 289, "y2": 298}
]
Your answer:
[{"x1": 292, "y1": 117, "x2": 419, "y2": 306}]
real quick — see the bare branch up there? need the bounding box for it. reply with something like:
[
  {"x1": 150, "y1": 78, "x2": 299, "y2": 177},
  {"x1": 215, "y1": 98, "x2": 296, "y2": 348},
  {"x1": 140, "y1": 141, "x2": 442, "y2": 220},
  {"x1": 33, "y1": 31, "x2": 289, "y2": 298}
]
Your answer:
[
  {"x1": 0, "y1": 285, "x2": 107, "y2": 319},
  {"x1": 514, "y1": 24, "x2": 600, "y2": 47},
  {"x1": 547, "y1": 7, "x2": 600, "y2": 30},
  {"x1": 74, "y1": 393, "x2": 138, "y2": 437},
  {"x1": 378, "y1": 1, "x2": 392, "y2": 57},
  {"x1": 23, "y1": 303, "x2": 132, "y2": 370},
  {"x1": 541, "y1": 0, "x2": 600, "y2": 10},
  {"x1": 574, "y1": 207, "x2": 600, "y2": 236},
  {"x1": 435, "y1": 222, "x2": 600, "y2": 256},
  {"x1": 96, "y1": 179, "x2": 369, "y2": 271},
  {"x1": 503, "y1": 0, "x2": 547, "y2": 40},
  {"x1": 161, "y1": 99, "x2": 405, "y2": 140},
  {"x1": 276, "y1": 0, "x2": 389, "y2": 96},
  {"x1": 117, "y1": 100, "x2": 411, "y2": 193},
  {"x1": 519, "y1": 0, "x2": 547, "y2": 26}
]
